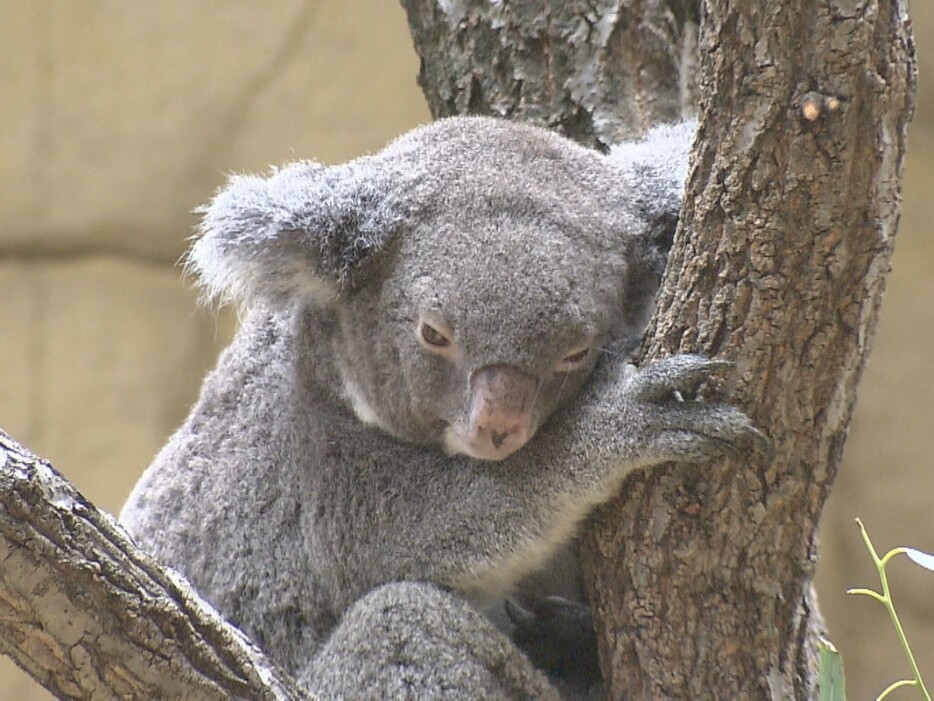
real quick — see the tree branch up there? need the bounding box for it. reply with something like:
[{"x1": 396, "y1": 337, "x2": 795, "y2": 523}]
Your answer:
[{"x1": 0, "y1": 430, "x2": 307, "y2": 700}]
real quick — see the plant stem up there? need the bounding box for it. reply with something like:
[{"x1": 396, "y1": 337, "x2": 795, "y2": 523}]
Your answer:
[
  {"x1": 877, "y1": 679, "x2": 918, "y2": 701},
  {"x1": 854, "y1": 519, "x2": 932, "y2": 701}
]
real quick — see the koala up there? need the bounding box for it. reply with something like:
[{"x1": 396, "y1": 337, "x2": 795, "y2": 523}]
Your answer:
[{"x1": 119, "y1": 116, "x2": 763, "y2": 700}]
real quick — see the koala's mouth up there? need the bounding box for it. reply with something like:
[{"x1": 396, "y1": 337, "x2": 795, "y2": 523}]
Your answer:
[{"x1": 441, "y1": 424, "x2": 536, "y2": 462}]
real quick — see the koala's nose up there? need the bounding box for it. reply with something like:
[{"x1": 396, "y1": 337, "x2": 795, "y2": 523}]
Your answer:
[{"x1": 467, "y1": 365, "x2": 537, "y2": 460}]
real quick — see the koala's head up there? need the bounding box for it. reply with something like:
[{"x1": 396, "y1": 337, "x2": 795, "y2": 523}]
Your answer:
[{"x1": 190, "y1": 117, "x2": 690, "y2": 461}]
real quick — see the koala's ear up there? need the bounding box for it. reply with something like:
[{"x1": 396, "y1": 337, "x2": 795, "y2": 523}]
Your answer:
[
  {"x1": 187, "y1": 159, "x2": 403, "y2": 308},
  {"x1": 609, "y1": 120, "x2": 696, "y2": 268},
  {"x1": 607, "y1": 121, "x2": 697, "y2": 330}
]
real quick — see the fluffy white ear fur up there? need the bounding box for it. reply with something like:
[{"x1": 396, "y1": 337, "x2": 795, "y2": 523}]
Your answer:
[
  {"x1": 608, "y1": 120, "x2": 696, "y2": 196},
  {"x1": 185, "y1": 161, "x2": 338, "y2": 311}
]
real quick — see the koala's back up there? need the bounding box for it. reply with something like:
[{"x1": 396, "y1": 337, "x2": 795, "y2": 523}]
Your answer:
[{"x1": 121, "y1": 306, "x2": 349, "y2": 670}]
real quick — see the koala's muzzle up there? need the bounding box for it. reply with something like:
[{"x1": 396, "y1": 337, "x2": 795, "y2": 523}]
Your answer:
[{"x1": 466, "y1": 365, "x2": 537, "y2": 461}]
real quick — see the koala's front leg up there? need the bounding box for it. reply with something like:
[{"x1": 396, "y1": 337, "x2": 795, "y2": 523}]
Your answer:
[
  {"x1": 587, "y1": 354, "x2": 769, "y2": 467},
  {"x1": 332, "y1": 354, "x2": 765, "y2": 608},
  {"x1": 516, "y1": 353, "x2": 767, "y2": 509},
  {"x1": 436, "y1": 354, "x2": 766, "y2": 600}
]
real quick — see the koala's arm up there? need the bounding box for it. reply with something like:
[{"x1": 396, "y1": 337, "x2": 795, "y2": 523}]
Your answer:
[{"x1": 326, "y1": 351, "x2": 763, "y2": 602}]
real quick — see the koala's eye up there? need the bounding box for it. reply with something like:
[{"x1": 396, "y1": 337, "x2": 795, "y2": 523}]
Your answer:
[
  {"x1": 418, "y1": 320, "x2": 454, "y2": 353},
  {"x1": 555, "y1": 345, "x2": 591, "y2": 372}
]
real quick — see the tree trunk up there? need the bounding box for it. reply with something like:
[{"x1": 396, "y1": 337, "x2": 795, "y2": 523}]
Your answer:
[
  {"x1": 402, "y1": 1, "x2": 916, "y2": 698},
  {"x1": 0, "y1": 431, "x2": 305, "y2": 701},
  {"x1": 401, "y1": 0, "x2": 699, "y2": 145}
]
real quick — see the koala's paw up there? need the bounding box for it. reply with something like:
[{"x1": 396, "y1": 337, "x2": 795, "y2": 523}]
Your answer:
[
  {"x1": 505, "y1": 595, "x2": 601, "y2": 686},
  {"x1": 627, "y1": 355, "x2": 770, "y2": 464}
]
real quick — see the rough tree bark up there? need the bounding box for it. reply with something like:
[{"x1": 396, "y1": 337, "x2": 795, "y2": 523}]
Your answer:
[
  {"x1": 0, "y1": 1, "x2": 916, "y2": 699},
  {"x1": 401, "y1": 0, "x2": 916, "y2": 699},
  {"x1": 402, "y1": 0, "x2": 700, "y2": 146}
]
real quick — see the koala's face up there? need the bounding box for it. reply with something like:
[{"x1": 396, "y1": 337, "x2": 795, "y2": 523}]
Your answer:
[
  {"x1": 190, "y1": 116, "x2": 672, "y2": 461},
  {"x1": 333, "y1": 187, "x2": 633, "y2": 462}
]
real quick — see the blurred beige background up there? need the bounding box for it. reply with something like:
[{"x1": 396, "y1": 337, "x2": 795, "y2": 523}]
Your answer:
[{"x1": 0, "y1": 2, "x2": 930, "y2": 698}]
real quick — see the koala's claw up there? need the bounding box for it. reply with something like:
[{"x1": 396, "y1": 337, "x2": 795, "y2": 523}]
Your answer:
[
  {"x1": 721, "y1": 408, "x2": 771, "y2": 459},
  {"x1": 627, "y1": 355, "x2": 733, "y2": 404},
  {"x1": 620, "y1": 355, "x2": 771, "y2": 464},
  {"x1": 660, "y1": 407, "x2": 771, "y2": 465},
  {"x1": 742, "y1": 422, "x2": 773, "y2": 462}
]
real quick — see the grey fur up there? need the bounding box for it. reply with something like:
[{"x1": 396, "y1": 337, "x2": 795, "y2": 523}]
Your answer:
[{"x1": 120, "y1": 117, "x2": 761, "y2": 699}]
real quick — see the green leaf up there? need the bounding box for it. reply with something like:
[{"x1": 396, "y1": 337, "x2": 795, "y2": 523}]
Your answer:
[
  {"x1": 818, "y1": 637, "x2": 847, "y2": 701},
  {"x1": 905, "y1": 548, "x2": 934, "y2": 572}
]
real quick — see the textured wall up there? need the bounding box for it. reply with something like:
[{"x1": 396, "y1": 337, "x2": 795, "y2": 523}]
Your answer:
[{"x1": 0, "y1": 2, "x2": 931, "y2": 698}]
